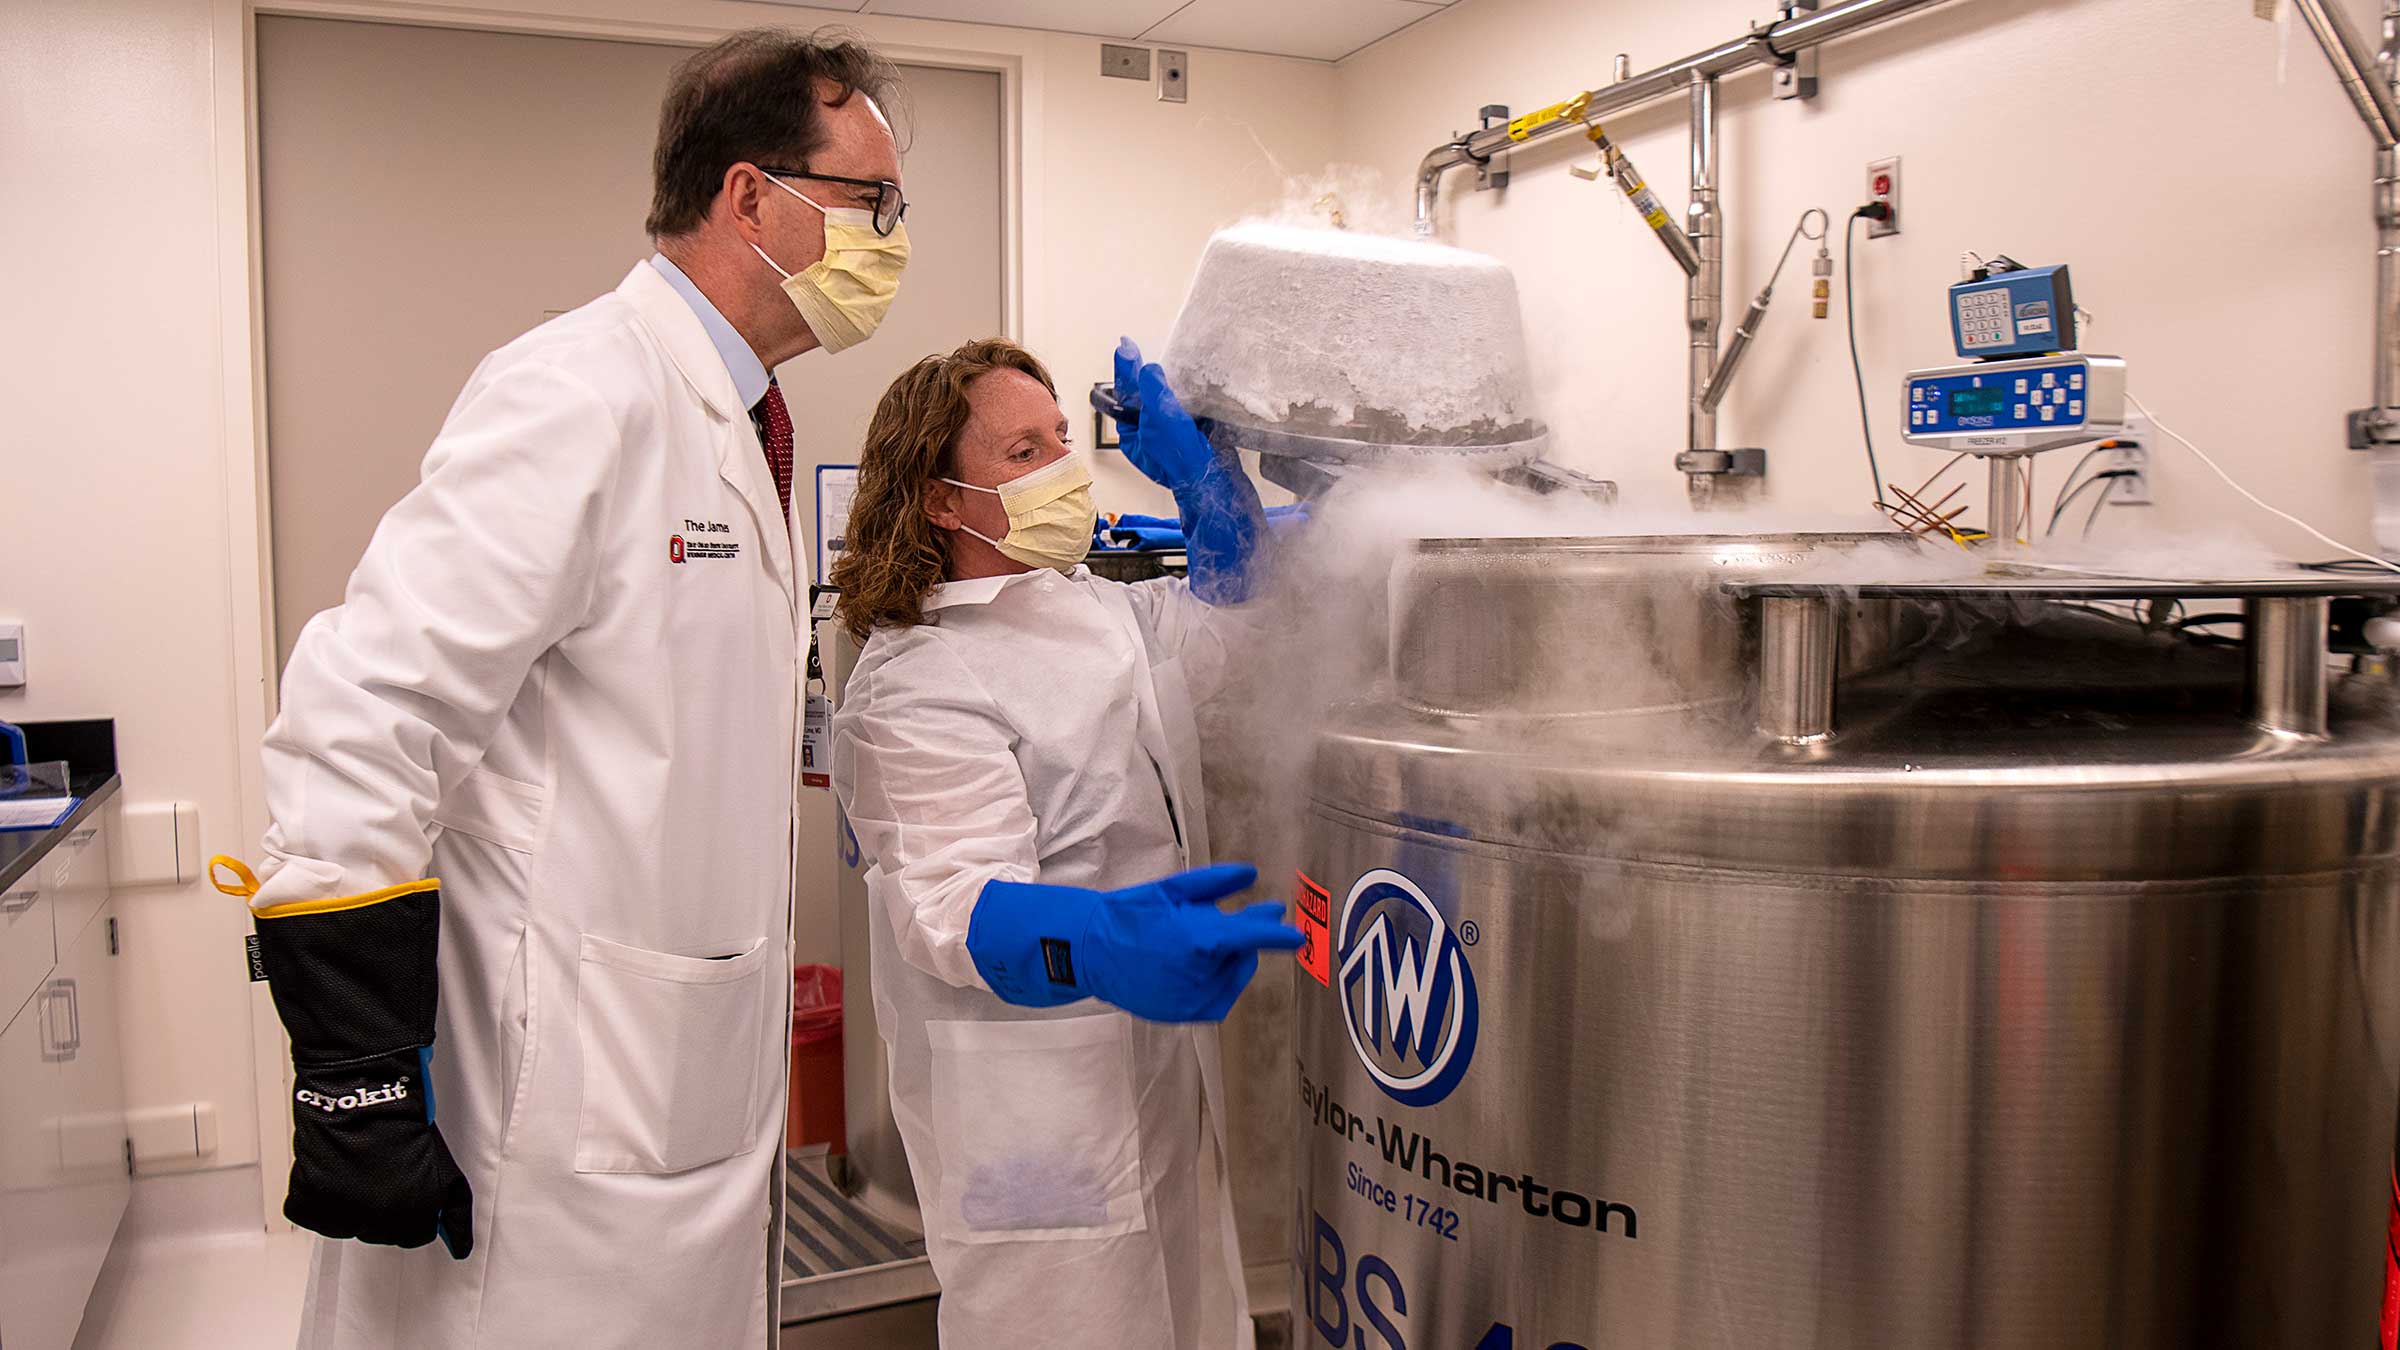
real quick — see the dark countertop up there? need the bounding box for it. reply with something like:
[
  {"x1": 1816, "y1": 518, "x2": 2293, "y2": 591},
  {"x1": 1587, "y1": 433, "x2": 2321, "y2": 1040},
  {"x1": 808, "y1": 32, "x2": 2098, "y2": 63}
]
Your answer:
[{"x1": 0, "y1": 719, "x2": 121, "y2": 894}]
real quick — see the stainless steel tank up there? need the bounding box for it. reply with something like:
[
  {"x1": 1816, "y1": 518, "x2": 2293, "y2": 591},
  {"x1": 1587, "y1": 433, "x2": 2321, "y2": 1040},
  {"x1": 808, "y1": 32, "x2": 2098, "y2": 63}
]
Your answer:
[{"x1": 1291, "y1": 534, "x2": 2400, "y2": 1349}]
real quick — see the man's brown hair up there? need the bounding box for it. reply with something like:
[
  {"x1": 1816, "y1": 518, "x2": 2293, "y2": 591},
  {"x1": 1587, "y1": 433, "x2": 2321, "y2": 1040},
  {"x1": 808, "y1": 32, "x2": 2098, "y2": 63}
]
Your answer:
[{"x1": 647, "y1": 29, "x2": 903, "y2": 239}]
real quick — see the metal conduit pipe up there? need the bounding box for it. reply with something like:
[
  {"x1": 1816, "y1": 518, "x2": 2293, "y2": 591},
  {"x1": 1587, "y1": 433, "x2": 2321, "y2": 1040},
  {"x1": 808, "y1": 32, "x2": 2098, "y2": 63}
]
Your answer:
[
  {"x1": 2385, "y1": 2, "x2": 2400, "y2": 419},
  {"x1": 2293, "y1": 0, "x2": 2400, "y2": 445},
  {"x1": 1685, "y1": 74, "x2": 1723, "y2": 508},
  {"x1": 2294, "y1": 0, "x2": 2400, "y2": 149},
  {"x1": 1409, "y1": 0, "x2": 1960, "y2": 237}
]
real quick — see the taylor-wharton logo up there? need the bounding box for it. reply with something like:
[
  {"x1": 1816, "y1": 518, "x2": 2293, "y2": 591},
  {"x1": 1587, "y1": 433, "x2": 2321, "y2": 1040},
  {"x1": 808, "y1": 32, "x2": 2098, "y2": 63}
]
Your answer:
[{"x1": 1339, "y1": 868, "x2": 1477, "y2": 1107}]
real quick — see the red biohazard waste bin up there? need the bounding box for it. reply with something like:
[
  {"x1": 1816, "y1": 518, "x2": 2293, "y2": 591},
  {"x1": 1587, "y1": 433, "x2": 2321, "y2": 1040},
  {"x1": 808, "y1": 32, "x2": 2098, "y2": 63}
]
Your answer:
[{"x1": 787, "y1": 964, "x2": 845, "y2": 1152}]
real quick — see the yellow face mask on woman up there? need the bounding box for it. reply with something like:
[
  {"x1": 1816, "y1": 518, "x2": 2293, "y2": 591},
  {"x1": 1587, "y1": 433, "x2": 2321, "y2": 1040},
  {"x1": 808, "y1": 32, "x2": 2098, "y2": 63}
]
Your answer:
[
  {"x1": 942, "y1": 452, "x2": 1096, "y2": 573},
  {"x1": 750, "y1": 177, "x2": 911, "y2": 354}
]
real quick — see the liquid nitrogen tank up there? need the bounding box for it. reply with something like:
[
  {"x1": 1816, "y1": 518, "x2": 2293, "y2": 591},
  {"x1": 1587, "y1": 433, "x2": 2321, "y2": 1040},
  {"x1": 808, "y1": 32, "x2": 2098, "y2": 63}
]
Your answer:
[{"x1": 1292, "y1": 534, "x2": 2400, "y2": 1349}]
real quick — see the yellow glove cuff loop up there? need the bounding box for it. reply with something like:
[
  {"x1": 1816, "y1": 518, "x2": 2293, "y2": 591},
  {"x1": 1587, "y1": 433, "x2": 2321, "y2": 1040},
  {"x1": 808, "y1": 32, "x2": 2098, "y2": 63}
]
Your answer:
[{"x1": 210, "y1": 855, "x2": 440, "y2": 920}]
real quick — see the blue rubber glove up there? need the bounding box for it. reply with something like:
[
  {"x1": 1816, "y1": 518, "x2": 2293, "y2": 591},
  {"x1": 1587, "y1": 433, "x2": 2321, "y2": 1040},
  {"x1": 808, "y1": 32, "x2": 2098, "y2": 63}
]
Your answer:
[
  {"x1": 1112, "y1": 338, "x2": 1267, "y2": 604},
  {"x1": 966, "y1": 862, "x2": 1304, "y2": 1023}
]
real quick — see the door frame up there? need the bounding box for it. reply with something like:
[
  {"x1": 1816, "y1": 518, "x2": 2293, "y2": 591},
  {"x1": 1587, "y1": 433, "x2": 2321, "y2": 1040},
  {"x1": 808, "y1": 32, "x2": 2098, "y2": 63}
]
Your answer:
[{"x1": 210, "y1": 0, "x2": 1041, "y2": 1232}]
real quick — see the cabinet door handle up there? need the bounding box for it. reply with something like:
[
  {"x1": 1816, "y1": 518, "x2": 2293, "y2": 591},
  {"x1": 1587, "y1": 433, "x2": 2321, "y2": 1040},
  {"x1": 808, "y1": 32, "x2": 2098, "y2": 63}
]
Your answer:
[
  {"x1": 1, "y1": 887, "x2": 37, "y2": 916},
  {"x1": 60, "y1": 977, "x2": 79, "y2": 1058},
  {"x1": 39, "y1": 982, "x2": 73, "y2": 1063}
]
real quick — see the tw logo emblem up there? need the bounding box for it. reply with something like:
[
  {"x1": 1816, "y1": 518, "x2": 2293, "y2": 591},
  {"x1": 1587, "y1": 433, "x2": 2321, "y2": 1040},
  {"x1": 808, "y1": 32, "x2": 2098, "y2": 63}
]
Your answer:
[{"x1": 1339, "y1": 868, "x2": 1478, "y2": 1107}]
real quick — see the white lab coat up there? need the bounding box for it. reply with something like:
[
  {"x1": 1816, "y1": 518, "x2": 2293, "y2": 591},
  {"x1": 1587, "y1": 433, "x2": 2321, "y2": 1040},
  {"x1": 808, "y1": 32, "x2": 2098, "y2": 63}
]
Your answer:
[
  {"x1": 830, "y1": 566, "x2": 1256, "y2": 1350},
  {"x1": 257, "y1": 262, "x2": 801, "y2": 1350}
]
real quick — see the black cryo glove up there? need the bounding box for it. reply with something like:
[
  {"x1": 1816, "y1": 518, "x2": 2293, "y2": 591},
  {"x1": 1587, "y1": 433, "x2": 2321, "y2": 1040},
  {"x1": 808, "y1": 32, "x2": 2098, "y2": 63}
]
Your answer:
[{"x1": 215, "y1": 859, "x2": 474, "y2": 1258}]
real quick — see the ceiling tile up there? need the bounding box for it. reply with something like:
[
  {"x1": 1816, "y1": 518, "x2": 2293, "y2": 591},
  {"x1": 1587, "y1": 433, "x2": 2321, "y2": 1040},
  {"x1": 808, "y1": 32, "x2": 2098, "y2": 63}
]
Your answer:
[
  {"x1": 1140, "y1": 0, "x2": 1441, "y2": 61},
  {"x1": 861, "y1": 0, "x2": 1186, "y2": 40}
]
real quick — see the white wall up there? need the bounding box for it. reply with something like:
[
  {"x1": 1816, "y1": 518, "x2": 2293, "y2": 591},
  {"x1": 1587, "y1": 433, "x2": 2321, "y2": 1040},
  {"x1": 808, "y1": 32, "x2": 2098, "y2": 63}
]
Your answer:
[
  {"x1": 1336, "y1": 0, "x2": 2392, "y2": 546},
  {"x1": 1025, "y1": 28, "x2": 1339, "y2": 510},
  {"x1": 3, "y1": 0, "x2": 270, "y2": 1177},
  {"x1": 7, "y1": 0, "x2": 1337, "y2": 1208}
]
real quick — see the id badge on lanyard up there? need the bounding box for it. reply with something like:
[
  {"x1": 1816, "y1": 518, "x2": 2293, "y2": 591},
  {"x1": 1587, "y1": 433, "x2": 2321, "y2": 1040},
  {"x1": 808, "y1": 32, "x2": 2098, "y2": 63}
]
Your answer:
[{"x1": 802, "y1": 587, "x2": 838, "y2": 790}]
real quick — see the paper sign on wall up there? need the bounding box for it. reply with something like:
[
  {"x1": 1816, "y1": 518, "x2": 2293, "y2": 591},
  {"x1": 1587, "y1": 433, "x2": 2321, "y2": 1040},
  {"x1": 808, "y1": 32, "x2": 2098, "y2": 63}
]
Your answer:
[{"x1": 816, "y1": 465, "x2": 859, "y2": 586}]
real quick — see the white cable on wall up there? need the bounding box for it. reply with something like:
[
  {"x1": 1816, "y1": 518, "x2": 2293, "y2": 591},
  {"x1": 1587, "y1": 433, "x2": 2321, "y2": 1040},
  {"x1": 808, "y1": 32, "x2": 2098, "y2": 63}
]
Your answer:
[{"x1": 2125, "y1": 389, "x2": 2400, "y2": 575}]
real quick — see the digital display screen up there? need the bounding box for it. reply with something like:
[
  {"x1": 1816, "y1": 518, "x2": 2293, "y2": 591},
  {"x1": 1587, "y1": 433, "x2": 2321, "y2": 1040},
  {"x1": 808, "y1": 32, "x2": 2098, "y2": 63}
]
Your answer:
[{"x1": 1947, "y1": 387, "x2": 2010, "y2": 419}]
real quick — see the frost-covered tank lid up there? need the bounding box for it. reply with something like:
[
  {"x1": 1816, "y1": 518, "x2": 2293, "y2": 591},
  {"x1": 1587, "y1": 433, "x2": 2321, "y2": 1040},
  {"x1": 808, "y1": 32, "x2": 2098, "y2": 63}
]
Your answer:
[{"x1": 1160, "y1": 223, "x2": 1545, "y2": 465}]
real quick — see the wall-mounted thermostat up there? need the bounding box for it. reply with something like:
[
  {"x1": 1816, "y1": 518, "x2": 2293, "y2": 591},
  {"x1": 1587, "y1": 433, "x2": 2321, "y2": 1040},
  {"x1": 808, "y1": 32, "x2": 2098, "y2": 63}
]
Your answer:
[{"x1": 0, "y1": 624, "x2": 22, "y2": 689}]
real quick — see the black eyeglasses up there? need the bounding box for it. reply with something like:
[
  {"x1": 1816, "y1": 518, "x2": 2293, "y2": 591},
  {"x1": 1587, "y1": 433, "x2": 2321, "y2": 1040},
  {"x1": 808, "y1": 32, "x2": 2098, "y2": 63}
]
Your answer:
[{"x1": 758, "y1": 167, "x2": 908, "y2": 237}]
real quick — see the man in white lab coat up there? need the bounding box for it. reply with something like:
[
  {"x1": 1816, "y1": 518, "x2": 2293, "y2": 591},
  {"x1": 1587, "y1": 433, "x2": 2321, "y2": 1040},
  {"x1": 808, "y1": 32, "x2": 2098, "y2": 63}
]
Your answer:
[{"x1": 213, "y1": 29, "x2": 910, "y2": 1349}]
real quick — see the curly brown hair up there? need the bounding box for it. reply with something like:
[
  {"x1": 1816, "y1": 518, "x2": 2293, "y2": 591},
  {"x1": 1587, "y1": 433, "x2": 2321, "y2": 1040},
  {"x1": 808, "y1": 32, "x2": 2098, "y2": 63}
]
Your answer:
[{"x1": 832, "y1": 338, "x2": 1056, "y2": 641}]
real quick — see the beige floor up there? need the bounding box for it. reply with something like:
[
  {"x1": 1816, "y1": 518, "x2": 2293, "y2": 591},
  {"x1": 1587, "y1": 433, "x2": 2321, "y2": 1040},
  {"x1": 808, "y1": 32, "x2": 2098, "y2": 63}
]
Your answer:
[
  {"x1": 68, "y1": 1168, "x2": 947, "y2": 1350},
  {"x1": 71, "y1": 1170, "x2": 313, "y2": 1350}
]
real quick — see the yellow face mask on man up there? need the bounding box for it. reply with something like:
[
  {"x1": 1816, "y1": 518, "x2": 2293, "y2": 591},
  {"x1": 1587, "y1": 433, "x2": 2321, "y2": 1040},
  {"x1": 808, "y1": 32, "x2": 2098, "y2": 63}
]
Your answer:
[
  {"x1": 943, "y1": 452, "x2": 1096, "y2": 573},
  {"x1": 751, "y1": 176, "x2": 911, "y2": 354}
]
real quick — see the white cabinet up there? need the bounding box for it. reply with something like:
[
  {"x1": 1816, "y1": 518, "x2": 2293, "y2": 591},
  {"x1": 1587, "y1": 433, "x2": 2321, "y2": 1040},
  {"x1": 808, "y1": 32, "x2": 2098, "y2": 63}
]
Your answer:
[
  {"x1": 45, "y1": 827, "x2": 106, "y2": 962},
  {"x1": 0, "y1": 813, "x2": 128, "y2": 1350},
  {"x1": 0, "y1": 866, "x2": 52, "y2": 1028}
]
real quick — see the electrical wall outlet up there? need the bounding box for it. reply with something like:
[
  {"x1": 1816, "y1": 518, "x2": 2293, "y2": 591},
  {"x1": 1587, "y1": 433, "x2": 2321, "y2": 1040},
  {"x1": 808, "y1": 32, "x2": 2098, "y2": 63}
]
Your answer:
[
  {"x1": 2107, "y1": 443, "x2": 2151, "y2": 505},
  {"x1": 1866, "y1": 156, "x2": 1901, "y2": 237}
]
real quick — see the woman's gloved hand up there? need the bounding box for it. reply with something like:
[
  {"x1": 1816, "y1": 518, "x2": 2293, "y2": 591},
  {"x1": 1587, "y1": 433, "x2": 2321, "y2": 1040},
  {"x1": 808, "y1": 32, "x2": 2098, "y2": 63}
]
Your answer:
[
  {"x1": 966, "y1": 862, "x2": 1303, "y2": 1023},
  {"x1": 1110, "y1": 339, "x2": 1266, "y2": 604}
]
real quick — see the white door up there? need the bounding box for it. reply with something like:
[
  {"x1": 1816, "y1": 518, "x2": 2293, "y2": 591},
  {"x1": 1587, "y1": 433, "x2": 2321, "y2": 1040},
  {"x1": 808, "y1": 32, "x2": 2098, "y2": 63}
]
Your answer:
[{"x1": 257, "y1": 17, "x2": 1005, "y2": 677}]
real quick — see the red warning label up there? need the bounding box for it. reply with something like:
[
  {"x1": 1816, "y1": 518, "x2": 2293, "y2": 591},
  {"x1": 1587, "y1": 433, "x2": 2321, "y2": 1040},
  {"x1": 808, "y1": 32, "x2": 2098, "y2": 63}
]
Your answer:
[{"x1": 1295, "y1": 872, "x2": 1332, "y2": 987}]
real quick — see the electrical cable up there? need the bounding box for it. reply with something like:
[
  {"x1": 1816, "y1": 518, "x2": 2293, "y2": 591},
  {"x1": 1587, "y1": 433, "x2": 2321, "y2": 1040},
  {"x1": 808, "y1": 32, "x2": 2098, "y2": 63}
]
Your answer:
[
  {"x1": 1846, "y1": 207, "x2": 1888, "y2": 508},
  {"x1": 2126, "y1": 390, "x2": 2400, "y2": 574},
  {"x1": 2080, "y1": 475, "x2": 2118, "y2": 539},
  {"x1": 2048, "y1": 443, "x2": 2115, "y2": 521},
  {"x1": 2047, "y1": 470, "x2": 2134, "y2": 536}
]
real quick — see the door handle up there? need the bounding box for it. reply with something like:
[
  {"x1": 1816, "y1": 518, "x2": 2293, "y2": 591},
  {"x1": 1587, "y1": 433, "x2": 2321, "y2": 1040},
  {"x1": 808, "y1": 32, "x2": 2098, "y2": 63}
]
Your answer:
[{"x1": 1, "y1": 887, "x2": 36, "y2": 916}]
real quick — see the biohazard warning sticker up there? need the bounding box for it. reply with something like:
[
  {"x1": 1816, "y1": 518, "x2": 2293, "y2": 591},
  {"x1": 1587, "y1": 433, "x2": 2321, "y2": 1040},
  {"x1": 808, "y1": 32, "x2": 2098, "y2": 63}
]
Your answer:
[{"x1": 1295, "y1": 871, "x2": 1332, "y2": 987}]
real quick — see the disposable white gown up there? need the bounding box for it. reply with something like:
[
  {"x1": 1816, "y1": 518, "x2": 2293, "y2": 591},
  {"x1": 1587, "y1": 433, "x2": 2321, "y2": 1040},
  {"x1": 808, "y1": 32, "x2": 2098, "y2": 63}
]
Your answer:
[
  {"x1": 258, "y1": 263, "x2": 801, "y2": 1349},
  {"x1": 830, "y1": 566, "x2": 1257, "y2": 1349}
]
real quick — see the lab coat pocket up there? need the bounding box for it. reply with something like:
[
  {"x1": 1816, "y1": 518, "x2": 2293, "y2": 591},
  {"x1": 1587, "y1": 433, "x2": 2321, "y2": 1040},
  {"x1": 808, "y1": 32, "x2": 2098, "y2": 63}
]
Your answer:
[
  {"x1": 572, "y1": 933, "x2": 771, "y2": 1174},
  {"x1": 926, "y1": 1013, "x2": 1149, "y2": 1244},
  {"x1": 431, "y1": 767, "x2": 547, "y2": 854}
]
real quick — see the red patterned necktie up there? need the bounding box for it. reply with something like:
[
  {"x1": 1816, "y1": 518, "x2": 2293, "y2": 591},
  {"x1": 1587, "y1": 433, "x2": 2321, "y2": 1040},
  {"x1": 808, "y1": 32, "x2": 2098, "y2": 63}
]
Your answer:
[{"x1": 757, "y1": 378, "x2": 794, "y2": 517}]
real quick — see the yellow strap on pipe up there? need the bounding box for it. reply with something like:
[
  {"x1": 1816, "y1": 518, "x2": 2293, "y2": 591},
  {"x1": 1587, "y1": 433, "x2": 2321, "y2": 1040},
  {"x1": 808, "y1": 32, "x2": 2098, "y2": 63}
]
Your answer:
[{"x1": 1506, "y1": 92, "x2": 1591, "y2": 142}]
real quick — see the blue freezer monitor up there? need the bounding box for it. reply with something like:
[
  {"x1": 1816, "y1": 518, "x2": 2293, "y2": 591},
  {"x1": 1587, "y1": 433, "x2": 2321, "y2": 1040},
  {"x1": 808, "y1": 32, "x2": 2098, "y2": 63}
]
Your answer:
[
  {"x1": 1903, "y1": 352, "x2": 2127, "y2": 455},
  {"x1": 1950, "y1": 264, "x2": 2075, "y2": 359}
]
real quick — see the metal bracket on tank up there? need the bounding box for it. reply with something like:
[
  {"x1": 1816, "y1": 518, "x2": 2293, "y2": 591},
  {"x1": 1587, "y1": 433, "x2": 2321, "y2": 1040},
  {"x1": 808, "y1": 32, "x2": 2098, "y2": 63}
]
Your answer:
[
  {"x1": 2248, "y1": 595, "x2": 2331, "y2": 738},
  {"x1": 1731, "y1": 575, "x2": 2398, "y2": 745},
  {"x1": 1757, "y1": 595, "x2": 1837, "y2": 745}
]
